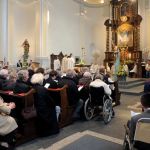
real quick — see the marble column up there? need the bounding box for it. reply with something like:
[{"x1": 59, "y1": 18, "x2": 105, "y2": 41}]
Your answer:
[
  {"x1": 0, "y1": 0, "x2": 8, "y2": 61},
  {"x1": 35, "y1": 0, "x2": 49, "y2": 68}
]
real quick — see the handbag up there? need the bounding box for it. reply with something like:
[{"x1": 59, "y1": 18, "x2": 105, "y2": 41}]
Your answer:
[{"x1": 21, "y1": 97, "x2": 37, "y2": 120}]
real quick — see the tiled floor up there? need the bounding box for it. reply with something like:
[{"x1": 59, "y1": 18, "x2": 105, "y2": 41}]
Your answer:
[{"x1": 16, "y1": 94, "x2": 141, "y2": 150}]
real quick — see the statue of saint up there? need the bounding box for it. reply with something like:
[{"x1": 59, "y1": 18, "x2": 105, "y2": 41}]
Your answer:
[{"x1": 22, "y1": 39, "x2": 30, "y2": 68}]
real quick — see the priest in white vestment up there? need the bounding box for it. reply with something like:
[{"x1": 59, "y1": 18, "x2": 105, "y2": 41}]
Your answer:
[
  {"x1": 67, "y1": 56, "x2": 75, "y2": 70},
  {"x1": 54, "y1": 57, "x2": 60, "y2": 70},
  {"x1": 61, "y1": 55, "x2": 68, "y2": 73}
]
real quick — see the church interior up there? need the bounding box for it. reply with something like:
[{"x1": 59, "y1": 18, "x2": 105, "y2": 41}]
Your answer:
[{"x1": 0, "y1": 0, "x2": 150, "y2": 150}]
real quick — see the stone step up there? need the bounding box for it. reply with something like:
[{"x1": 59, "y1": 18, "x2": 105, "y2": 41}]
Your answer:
[
  {"x1": 119, "y1": 85, "x2": 144, "y2": 96},
  {"x1": 119, "y1": 80, "x2": 145, "y2": 89}
]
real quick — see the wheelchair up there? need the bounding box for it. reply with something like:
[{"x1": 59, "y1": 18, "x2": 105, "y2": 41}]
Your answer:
[
  {"x1": 123, "y1": 118, "x2": 150, "y2": 150},
  {"x1": 84, "y1": 86, "x2": 113, "y2": 124}
]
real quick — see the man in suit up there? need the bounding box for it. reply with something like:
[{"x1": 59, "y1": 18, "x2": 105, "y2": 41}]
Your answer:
[{"x1": 128, "y1": 93, "x2": 150, "y2": 142}]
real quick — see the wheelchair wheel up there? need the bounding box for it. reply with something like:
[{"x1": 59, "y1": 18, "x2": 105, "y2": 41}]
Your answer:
[
  {"x1": 103, "y1": 98, "x2": 112, "y2": 124},
  {"x1": 84, "y1": 98, "x2": 94, "y2": 120},
  {"x1": 123, "y1": 135, "x2": 130, "y2": 150}
]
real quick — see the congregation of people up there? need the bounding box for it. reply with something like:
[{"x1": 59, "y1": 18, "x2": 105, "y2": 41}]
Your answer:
[{"x1": 0, "y1": 57, "x2": 150, "y2": 149}]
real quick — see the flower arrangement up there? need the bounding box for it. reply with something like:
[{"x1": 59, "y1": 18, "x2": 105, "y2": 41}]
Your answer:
[{"x1": 116, "y1": 65, "x2": 127, "y2": 77}]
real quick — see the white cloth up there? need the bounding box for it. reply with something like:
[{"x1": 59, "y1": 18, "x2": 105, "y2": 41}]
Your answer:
[
  {"x1": 54, "y1": 59, "x2": 60, "y2": 70},
  {"x1": 90, "y1": 79, "x2": 112, "y2": 96},
  {"x1": 67, "y1": 57, "x2": 74, "y2": 70},
  {"x1": 130, "y1": 64, "x2": 137, "y2": 73}
]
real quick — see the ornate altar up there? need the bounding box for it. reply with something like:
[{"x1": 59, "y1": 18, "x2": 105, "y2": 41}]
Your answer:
[{"x1": 104, "y1": 0, "x2": 142, "y2": 77}]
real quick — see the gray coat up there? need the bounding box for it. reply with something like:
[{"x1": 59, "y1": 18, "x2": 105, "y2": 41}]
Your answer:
[{"x1": 129, "y1": 109, "x2": 150, "y2": 141}]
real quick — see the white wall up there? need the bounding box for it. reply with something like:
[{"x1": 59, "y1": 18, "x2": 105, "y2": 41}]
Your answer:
[{"x1": 8, "y1": 0, "x2": 36, "y2": 65}]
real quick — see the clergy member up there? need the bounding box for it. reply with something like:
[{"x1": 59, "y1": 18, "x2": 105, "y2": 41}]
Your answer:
[
  {"x1": 61, "y1": 55, "x2": 68, "y2": 73},
  {"x1": 54, "y1": 57, "x2": 60, "y2": 70},
  {"x1": 67, "y1": 54, "x2": 75, "y2": 70}
]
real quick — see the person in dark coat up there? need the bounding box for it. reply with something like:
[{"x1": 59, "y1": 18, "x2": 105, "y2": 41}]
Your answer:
[
  {"x1": 0, "y1": 69, "x2": 8, "y2": 90},
  {"x1": 31, "y1": 73, "x2": 59, "y2": 137},
  {"x1": 26, "y1": 69, "x2": 34, "y2": 86},
  {"x1": 78, "y1": 71, "x2": 92, "y2": 101},
  {"x1": 1, "y1": 72, "x2": 17, "y2": 91},
  {"x1": 59, "y1": 70, "x2": 79, "y2": 106},
  {"x1": 44, "y1": 70, "x2": 60, "y2": 88},
  {"x1": 59, "y1": 69, "x2": 83, "y2": 119},
  {"x1": 13, "y1": 70, "x2": 31, "y2": 94},
  {"x1": 127, "y1": 93, "x2": 150, "y2": 149},
  {"x1": 17, "y1": 60, "x2": 22, "y2": 68}
]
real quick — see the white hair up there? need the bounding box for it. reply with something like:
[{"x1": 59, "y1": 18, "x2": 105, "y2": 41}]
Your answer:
[
  {"x1": 0, "y1": 69, "x2": 8, "y2": 78},
  {"x1": 83, "y1": 71, "x2": 92, "y2": 78},
  {"x1": 17, "y1": 70, "x2": 29, "y2": 81},
  {"x1": 31, "y1": 73, "x2": 44, "y2": 85},
  {"x1": 66, "y1": 69, "x2": 76, "y2": 78}
]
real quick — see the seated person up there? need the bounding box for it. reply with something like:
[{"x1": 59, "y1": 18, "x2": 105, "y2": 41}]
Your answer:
[
  {"x1": 0, "y1": 96, "x2": 18, "y2": 149},
  {"x1": 0, "y1": 69, "x2": 9, "y2": 90},
  {"x1": 90, "y1": 74, "x2": 112, "y2": 97},
  {"x1": 59, "y1": 69, "x2": 83, "y2": 119},
  {"x1": 31, "y1": 73, "x2": 59, "y2": 137},
  {"x1": 59, "y1": 69, "x2": 79, "y2": 106},
  {"x1": 13, "y1": 70, "x2": 31, "y2": 94},
  {"x1": 44, "y1": 70, "x2": 61, "y2": 88},
  {"x1": 2, "y1": 72, "x2": 17, "y2": 91},
  {"x1": 127, "y1": 93, "x2": 150, "y2": 143},
  {"x1": 78, "y1": 71, "x2": 92, "y2": 101}
]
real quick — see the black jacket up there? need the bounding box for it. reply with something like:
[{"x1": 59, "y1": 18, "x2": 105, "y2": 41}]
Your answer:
[
  {"x1": 13, "y1": 80, "x2": 31, "y2": 94},
  {"x1": 59, "y1": 76, "x2": 79, "y2": 106},
  {"x1": 33, "y1": 84, "x2": 59, "y2": 136}
]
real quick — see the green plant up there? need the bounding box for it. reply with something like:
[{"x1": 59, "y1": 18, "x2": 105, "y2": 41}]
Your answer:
[{"x1": 116, "y1": 65, "x2": 127, "y2": 76}]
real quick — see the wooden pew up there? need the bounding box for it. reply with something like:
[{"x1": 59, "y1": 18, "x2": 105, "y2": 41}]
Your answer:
[
  {"x1": 0, "y1": 89, "x2": 37, "y2": 145},
  {"x1": 48, "y1": 85, "x2": 75, "y2": 128}
]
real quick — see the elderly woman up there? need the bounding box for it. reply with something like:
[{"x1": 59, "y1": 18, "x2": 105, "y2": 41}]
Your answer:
[
  {"x1": 31, "y1": 73, "x2": 59, "y2": 136},
  {"x1": 0, "y1": 96, "x2": 18, "y2": 149},
  {"x1": 13, "y1": 70, "x2": 30, "y2": 94},
  {"x1": 78, "y1": 71, "x2": 92, "y2": 102}
]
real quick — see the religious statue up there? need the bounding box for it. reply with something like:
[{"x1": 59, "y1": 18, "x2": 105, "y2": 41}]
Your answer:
[{"x1": 22, "y1": 39, "x2": 30, "y2": 68}]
